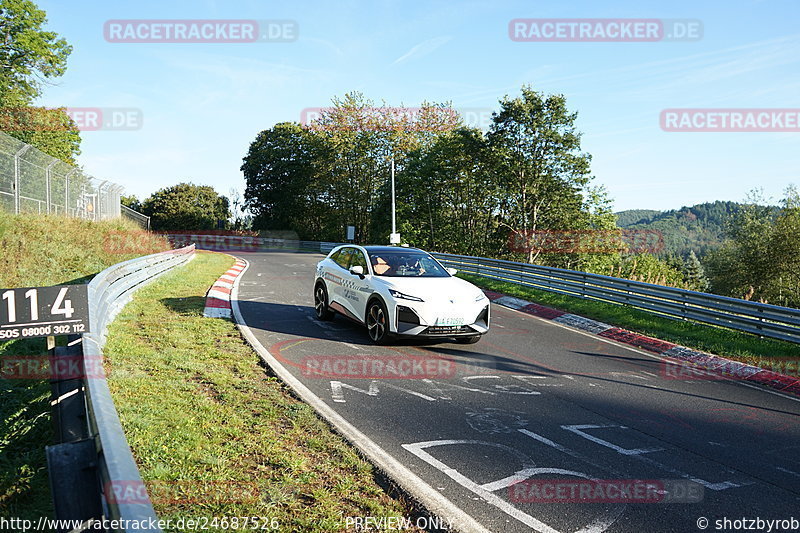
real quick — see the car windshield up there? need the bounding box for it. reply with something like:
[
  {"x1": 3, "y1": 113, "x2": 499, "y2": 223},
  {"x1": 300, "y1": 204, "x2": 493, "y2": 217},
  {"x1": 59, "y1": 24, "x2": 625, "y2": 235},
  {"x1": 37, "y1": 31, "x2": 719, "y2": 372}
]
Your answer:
[{"x1": 368, "y1": 251, "x2": 449, "y2": 277}]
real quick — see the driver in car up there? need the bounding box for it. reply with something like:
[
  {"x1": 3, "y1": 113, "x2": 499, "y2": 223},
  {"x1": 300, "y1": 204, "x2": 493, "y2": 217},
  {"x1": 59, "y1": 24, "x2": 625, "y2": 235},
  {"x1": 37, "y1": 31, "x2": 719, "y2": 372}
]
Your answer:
[{"x1": 372, "y1": 255, "x2": 394, "y2": 275}]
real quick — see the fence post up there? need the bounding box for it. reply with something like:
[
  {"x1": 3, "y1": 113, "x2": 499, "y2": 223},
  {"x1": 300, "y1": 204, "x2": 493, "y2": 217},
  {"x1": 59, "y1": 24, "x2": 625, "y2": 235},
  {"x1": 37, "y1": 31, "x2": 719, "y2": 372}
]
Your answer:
[
  {"x1": 96, "y1": 180, "x2": 107, "y2": 221},
  {"x1": 65, "y1": 169, "x2": 76, "y2": 216},
  {"x1": 13, "y1": 144, "x2": 32, "y2": 214},
  {"x1": 46, "y1": 160, "x2": 57, "y2": 214}
]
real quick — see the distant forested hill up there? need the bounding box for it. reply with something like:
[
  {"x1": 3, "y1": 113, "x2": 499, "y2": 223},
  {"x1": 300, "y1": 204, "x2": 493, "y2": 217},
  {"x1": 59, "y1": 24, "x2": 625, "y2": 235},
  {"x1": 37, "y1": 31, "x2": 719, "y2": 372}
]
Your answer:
[
  {"x1": 614, "y1": 209, "x2": 662, "y2": 227},
  {"x1": 615, "y1": 201, "x2": 745, "y2": 257}
]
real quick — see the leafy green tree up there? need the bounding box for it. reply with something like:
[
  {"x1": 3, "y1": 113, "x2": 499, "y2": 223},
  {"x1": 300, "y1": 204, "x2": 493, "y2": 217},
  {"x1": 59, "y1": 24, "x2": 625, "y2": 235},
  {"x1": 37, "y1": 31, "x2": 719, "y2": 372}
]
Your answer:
[
  {"x1": 0, "y1": 1, "x2": 79, "y2": 163},
  {"x1": 120, "y1": 194, "x2": 141, "y2": 211},
  {"x1": 487, "y1": 86, "x2": 593, "y2": 263},
  {"x1": 705, "y1": 187, "x2": 800, "y2": 306},
  {"x1": 1, "y1": 107, "x2": 81, "y2": 164},
  {"x1": 241, "y1": 122, "x2": 336, "y2": 239},
  {"x1": 706, "y1": 190, "x2": 775, "y2": 301},
  {"x1": 398, "y1": 126, "x2": 501, "y2": 255},
  {"x1": 311, "y1": 93, "x2": 398, "y2": 242},
  {"x1": 0, "y1": 0, "x2": 72, "y2": 105},
  {"x1": 141, "y1": 183, "x2": 230, "y2": 231},
  {"x1": 764, "y1": 186, "x2": 800, "y2": 306}
]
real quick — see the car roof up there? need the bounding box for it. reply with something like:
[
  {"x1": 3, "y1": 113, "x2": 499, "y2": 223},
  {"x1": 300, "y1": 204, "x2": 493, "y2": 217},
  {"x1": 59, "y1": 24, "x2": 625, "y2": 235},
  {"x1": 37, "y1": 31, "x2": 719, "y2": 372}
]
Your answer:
[{"x1": 362, "y1": 245, "x2": 425, "y2": 253}]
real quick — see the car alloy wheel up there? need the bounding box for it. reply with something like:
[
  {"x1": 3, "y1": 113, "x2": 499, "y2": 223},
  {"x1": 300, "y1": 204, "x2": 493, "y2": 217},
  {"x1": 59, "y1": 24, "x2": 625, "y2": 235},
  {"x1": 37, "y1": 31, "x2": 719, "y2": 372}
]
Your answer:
[
  {"x1": 366, "y1": 300, "x2": 389, "y2": 344},
  {"x1": 314, "y1": 283, "x2": 334, "y2": 320}
]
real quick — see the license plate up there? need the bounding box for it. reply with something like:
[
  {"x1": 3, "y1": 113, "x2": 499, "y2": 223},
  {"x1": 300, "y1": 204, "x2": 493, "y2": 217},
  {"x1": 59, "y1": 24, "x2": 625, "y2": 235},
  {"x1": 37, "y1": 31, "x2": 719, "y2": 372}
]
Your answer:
[{"x1": 436, "y1": 316, "x2": 464, "y2": 326}]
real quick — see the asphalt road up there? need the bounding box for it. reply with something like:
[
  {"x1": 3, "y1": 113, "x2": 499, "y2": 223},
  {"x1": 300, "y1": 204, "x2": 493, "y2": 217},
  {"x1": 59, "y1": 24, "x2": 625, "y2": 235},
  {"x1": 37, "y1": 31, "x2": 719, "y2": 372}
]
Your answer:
[{"x1": 235, "y1": 251, "x2": 800, "y2": 533}]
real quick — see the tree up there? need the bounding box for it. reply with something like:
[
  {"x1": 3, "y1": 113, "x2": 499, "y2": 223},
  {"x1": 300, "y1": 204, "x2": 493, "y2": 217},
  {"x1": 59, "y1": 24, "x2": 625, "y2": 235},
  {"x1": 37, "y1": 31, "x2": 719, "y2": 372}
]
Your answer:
[
  {"x1": 683, "y1": 250, "x2": 709, "y2": 292},
  {"x1": 705, "y1": 187, "x2": 800, "y2": 306},
  {"x1": 765, "y1": 186, "x2": 800, "y2": 305},
  {"x1": 0, "y1": 1, "x2": 79, "y2": 163},
  {"x1": 141, "y1": 183, "x2": 230, "y2": 231},
  {"x1": 309, "y1": 93, "x2": 462, "y2": 243},
  {"x1": 487, "y1": 86, "x2": 593, "y2": 263},
  {"x1": 0, "y1": 106, "x2": 81, "y2": 164},
  {"x1": 228, "y1": 187, "x2": 244, "y2": 229},
  {"x1": 310, "y1": 92, "x2": 402, "y2": 243},
  {"x1": 0, "y1": 0, "x2": 72, "y2": 105},
  {"x1": 241, "y1": 122, "x2": 333, "y2": 238},
  {"x1": 120, "y1": 194, "x2": 141, "y2": 212},
  {"x1": 399, "y1": 126, "x2": 501, "y2": 255}
]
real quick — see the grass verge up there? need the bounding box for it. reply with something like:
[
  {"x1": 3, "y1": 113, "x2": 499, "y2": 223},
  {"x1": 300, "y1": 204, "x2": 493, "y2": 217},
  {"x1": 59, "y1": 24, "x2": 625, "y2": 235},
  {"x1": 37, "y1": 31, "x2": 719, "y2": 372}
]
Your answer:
[
  {"x1": 0, "y1": 212, "x2": 169, "y2": 520},
  {"x1": 460, "y1": 272, "x2": 800, "y2": 368},
  {"x1": 104, "y1": 251, "x2": 423, "y2": 532}
]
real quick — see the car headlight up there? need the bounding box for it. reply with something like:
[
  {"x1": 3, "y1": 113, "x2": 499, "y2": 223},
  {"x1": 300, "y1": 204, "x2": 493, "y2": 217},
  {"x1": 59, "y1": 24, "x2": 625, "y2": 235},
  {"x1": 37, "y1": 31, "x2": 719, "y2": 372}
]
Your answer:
[{"x1": 389, "y1": 289, "x2": 424, "y2": 302}]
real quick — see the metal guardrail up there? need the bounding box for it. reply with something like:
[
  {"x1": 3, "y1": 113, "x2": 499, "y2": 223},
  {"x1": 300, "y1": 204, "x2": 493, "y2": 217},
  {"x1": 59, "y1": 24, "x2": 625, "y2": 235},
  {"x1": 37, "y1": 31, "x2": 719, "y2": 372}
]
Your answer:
[
  {"x1": 120, "y1": 204, "x2": 150, "y2": 230},
  {"x1": 431, "y1": 252, "x2": 800, "y2": 344},
  {"x1": 47, "y1": 244, "x2": 195, "y2": 532}
]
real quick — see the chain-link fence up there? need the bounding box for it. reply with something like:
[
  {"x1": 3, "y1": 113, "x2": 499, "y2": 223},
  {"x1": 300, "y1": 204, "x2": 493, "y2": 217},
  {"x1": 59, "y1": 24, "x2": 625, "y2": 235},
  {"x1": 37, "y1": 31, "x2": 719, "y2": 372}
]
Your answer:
[{"x1": 0, "y1": 130, "x2": 123, "y2": 220}]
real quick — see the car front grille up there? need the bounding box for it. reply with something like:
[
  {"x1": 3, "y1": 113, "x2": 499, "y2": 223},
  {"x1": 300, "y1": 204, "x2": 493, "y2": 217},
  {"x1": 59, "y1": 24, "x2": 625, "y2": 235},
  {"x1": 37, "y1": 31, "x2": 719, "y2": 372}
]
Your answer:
[
  {"x1": 397, "y1": 305, "x2": 420, "y2": 325},
  {"x1": 422, "y1": 325, "x2": 474, "y2": 335}
]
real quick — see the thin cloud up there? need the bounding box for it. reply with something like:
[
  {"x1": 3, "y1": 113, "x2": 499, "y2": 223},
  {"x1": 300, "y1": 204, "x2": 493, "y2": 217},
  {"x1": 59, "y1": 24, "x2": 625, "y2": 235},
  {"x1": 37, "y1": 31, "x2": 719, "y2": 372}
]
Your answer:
[{"x1": 393, "y1": 36, "x2": 452, "y2": 64}]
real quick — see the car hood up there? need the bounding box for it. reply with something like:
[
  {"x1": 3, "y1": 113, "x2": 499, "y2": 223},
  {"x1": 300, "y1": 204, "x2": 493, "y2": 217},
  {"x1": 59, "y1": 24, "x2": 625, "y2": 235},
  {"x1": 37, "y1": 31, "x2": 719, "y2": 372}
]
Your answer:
[{"x1": 373, "y1": 275, "x2": 485, "y2": 304}]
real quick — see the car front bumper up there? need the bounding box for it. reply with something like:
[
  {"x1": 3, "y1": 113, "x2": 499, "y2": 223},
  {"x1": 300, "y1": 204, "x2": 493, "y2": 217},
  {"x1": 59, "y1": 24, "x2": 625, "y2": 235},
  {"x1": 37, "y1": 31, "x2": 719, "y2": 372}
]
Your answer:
[{"x1": 393, "y1": 301, "x2": 490, "y2": 337}]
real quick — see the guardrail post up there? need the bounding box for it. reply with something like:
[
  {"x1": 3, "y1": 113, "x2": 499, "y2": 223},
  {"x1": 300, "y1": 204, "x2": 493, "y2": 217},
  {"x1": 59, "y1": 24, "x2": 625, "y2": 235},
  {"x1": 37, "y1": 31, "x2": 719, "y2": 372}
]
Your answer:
[
  {"x1": 46, "y1": 335, "x2": 104, "y2": 530},
  {"x1": 46, "y1": 440, "x2": 104, "y2": 532},
  {"x1": 682, "y1": 292, "x2": 689, "y2": 321}
]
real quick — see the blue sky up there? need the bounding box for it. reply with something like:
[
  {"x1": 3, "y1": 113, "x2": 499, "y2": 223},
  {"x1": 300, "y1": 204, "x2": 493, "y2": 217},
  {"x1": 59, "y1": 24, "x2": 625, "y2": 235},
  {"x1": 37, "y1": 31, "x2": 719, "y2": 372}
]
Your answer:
[{"x1": 37, "y1": 0, "x2": 800, "y2": 212}]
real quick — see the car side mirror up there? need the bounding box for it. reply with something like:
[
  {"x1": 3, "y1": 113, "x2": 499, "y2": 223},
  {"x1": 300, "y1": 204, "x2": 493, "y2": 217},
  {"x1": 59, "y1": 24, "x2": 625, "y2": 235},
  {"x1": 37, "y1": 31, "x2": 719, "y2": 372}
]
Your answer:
[
  {"x1": 446, "y1": 267, "x2": 458, "y2": 276},
  {"x1": 350, "y1": 265, "x2": 365, "y2": 278}
]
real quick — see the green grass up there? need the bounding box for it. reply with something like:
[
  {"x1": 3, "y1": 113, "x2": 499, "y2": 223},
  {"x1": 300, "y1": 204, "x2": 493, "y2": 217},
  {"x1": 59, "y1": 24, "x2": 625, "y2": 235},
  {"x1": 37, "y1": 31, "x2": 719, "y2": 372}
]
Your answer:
[
  {"x1": 0, "y1": 211, "x2": 168, "y2": 288},
  {"x1": 460, "y1": 272, "x2": 800, "y2": 368},
  {"x1": 104, "y1": 251, "x2": 423, "y2": 532},
  {"x1": 0, "y1": 211, "x2": 170, "y2": 520}
]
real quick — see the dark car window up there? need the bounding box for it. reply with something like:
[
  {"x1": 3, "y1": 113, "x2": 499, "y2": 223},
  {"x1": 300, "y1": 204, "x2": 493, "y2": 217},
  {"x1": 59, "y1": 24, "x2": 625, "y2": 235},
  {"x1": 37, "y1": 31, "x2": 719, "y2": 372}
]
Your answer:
[
  {"x1": 368, "y1": 250, "x2": 449, "y2": 277},
  {"x1": 350, "y1": 249, "x2": 369, "y2": 272},
  {"x1": 334, "y1": 248, "x2": 353, "y2": 269},
  {"x1": 329, "y1": 250, "x2": 342, "y2": 264}
]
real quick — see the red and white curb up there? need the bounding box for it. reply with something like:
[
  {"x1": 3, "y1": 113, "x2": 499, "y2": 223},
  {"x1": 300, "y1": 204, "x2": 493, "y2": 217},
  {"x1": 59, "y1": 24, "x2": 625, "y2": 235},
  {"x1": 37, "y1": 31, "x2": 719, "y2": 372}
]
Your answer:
[
  {"x1": 485, "y1": 290, "x2": 800, "y2": 397},
  {"x1": 203, "y1": 258, "x2": 246, "y2": 319}
]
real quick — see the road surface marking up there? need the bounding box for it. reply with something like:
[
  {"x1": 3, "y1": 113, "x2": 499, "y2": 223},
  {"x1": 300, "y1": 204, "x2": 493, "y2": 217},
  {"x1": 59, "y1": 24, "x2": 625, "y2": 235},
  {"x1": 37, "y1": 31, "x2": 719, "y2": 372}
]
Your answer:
[
  {"x1": 403, "y1": 439, "x2": 622, "y2": 533},
  {"x1": 562, "y1": 424, "x2": 665, "y2": 455}
]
